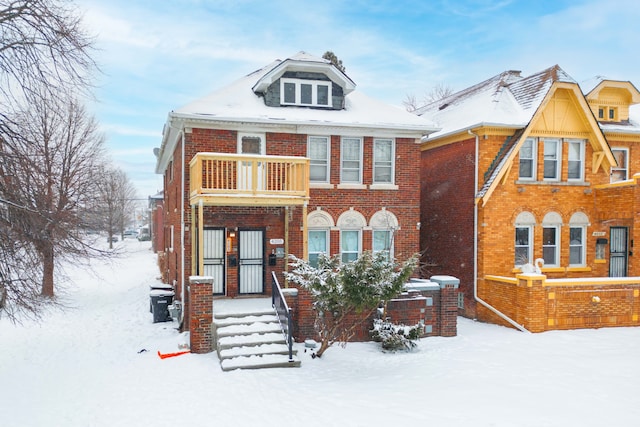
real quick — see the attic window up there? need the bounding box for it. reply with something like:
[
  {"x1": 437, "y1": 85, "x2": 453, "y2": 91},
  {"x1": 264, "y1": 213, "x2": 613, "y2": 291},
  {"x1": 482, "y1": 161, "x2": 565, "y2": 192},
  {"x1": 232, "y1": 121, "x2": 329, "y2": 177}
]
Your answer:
[{"x1": 281, "y1": 78, "x2": 332, "y2": 107}]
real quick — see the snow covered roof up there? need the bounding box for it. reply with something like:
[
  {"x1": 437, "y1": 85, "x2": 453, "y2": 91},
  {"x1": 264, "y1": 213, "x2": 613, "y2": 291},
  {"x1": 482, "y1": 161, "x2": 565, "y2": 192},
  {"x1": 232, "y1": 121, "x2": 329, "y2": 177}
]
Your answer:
[
  {"x1": 416, "y1": 65, "x2": 576, "y2": 138},
  {"x1": 156, "y1": 52, "x2": 438, "y2": 174},
  {"x1": 417, "y1": 65, "x2": 640, "y2": 140}
]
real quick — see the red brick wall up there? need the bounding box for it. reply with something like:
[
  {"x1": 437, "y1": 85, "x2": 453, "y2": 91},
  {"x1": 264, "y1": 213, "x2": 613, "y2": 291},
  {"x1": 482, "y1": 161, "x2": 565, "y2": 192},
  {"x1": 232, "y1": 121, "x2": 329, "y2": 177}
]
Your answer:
[
  {"x1": 188, "y1": 278, "x2": 213, "y2": 353},
  {"x1": 420, "y1": 138, "x2": 476, "y2": 316},
  {"x1": 161, "y1": 128, "x2": 423, "y2": 333}
]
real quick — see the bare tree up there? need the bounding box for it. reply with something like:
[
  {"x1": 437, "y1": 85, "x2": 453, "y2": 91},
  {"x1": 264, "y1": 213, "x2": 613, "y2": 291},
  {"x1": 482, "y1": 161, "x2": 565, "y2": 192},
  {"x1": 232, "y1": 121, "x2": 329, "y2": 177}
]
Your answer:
[
  {"x1": 0, "y1": 0, "x2": 96, "y2": 141},
  {"x1": 96, "y1": 167, "x2": 138, "y2": 249},
  {"x1": 1, "y1": 95, "x2": 105, "y2": 301},
  {"x1": 403, "y1": 83, "x2": 455, "y2": 112}
]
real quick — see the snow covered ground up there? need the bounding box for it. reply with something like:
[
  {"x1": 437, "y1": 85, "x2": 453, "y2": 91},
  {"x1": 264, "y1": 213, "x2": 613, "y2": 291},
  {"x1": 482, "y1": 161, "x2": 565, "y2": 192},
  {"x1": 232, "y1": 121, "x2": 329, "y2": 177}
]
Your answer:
[{"x1": 2, "y1": 239, "x2": 640, "y2": 427}]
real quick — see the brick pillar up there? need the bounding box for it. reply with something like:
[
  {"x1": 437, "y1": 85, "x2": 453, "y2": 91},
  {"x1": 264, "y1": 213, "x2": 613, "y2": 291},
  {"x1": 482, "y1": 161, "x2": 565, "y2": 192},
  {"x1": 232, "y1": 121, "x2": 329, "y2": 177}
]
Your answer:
[
  {"x1": 188, "y1": 276, "x2": 213, "y2": 353},
  {"x1": 516, "y1": 274, "x2": 547, "y2": 333},
  {"x1": 286, "y1": 285, "x2": 316, "y2": 342},
  {"x1": 431, "y1": 275, "x2": 460, "y2": 337}
]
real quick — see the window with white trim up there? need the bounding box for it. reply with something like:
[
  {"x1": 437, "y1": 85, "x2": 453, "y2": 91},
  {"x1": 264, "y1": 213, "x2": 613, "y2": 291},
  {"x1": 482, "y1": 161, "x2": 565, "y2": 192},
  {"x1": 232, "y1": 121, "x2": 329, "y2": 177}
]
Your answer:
[
  {"x1": 543, "y1": 138, "x2": 561, "y2": 180},
  {"x1": 281, "y1": 78, "x2": 332, "y2": 107},
  {"x1": 569, "y1": 212, "x2": 589, "y2": 267},
  {"x1": 515, "y1": 226, "x2": 533, "y2": 267},
  {"x1": 308, "y1": 136, "x2": 330, "y2": 182},
  {"x1": 341, "y1": 137, "x2": 362, "y2": 183},
  {"x1": 308, "y1": 229, "x2": 328, "y2": 268},
  {"x1": 519, "y1": 138, "x2": 537, "y2": 180},
  {"x1": 542, "y1": 212, "x2": 562, "y2": 267},
  {"x1": 373, "y1": 138, "x2": 394, "y2": 184},
  {"x1": 611, "y1": 148, "x2": 629, "y2": 182},
  {"x1": 567, "y1": 139, "x2": 585, "y2": 181},
  {"x1": 337, "y1": 209, "x2": 366, "y2": 263},
  {"x1": 341, "y1": 230, "x2": 360, "y2": 263},
  {"x1": 514, "y1": 211, "x2": 535, "y2": 267}
]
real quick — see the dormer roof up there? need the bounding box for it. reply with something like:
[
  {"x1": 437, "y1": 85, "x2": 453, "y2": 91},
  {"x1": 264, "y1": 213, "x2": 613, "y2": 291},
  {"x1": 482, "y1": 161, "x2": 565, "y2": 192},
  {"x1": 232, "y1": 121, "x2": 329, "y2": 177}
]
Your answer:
[{"x1": 251, "y1": 51, "x2": 356, "y2": 95}]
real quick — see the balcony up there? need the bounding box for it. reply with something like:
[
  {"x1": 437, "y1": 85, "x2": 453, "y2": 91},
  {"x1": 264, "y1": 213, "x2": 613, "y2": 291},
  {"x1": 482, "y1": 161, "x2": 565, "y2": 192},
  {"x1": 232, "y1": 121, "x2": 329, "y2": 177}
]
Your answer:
[{"x1": 189, "y1": 153, "x2": 310, "y2": 206}]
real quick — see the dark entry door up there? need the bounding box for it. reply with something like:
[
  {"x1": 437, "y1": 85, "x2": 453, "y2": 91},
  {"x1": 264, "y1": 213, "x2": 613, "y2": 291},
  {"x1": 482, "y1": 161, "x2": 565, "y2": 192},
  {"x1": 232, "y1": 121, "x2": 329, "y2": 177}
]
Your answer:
[
  {"x1": 609, "y1": 226, "x2": 628, "y2": 277},
  {"x1": 238, "y1": 229, "x2": 265, "y2": 294},
  {"x1": 203, "y1": 228, "x2": 225, "y2": 294}
]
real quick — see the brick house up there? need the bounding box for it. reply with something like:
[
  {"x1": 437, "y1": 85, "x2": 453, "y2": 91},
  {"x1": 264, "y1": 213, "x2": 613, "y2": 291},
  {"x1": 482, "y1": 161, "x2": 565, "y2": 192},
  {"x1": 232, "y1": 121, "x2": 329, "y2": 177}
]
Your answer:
[
  {"x1": 417, "y1": 65, "x2": 640, "y2": 331},
  {"x1": 154, "y1": 52, "x2": 440, "y2": 338}
]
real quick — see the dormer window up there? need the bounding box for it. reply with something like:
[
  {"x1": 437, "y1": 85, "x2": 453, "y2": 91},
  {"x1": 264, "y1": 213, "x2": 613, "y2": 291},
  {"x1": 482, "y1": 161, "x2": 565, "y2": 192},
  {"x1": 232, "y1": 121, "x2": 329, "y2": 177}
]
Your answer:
[
  {"x1": 281, "y1": 78, "x2": 332, "y2": 107},
  {"x1": 597, "y1": 106, "x2": 618, "y2": 121}
]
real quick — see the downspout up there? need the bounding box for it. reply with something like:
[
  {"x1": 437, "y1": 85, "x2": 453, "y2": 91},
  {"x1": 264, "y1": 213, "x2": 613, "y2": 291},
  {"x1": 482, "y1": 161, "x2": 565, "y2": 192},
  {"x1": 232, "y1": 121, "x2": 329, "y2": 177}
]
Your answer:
[
  {"x1": 468, "y1": 129, "x2": 529, "y2": 333},
  {"x1": 180, "y1": 128, "x2": 186, "y2": 313}
]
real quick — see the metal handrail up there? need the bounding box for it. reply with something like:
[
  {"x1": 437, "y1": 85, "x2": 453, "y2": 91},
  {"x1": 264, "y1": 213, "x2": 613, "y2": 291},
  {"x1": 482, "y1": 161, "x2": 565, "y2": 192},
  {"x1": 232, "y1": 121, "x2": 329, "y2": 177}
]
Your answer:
[{"x1": 271, "y1": 271, "x2": 294, "y2": 362}]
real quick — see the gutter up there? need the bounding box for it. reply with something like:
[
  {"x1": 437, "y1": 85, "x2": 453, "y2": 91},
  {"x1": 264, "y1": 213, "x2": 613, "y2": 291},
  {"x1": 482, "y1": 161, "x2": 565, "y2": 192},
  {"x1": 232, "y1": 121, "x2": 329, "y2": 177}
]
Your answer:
[{"x1": 468, "y1": 129, "x2": 529, "y2": 333}]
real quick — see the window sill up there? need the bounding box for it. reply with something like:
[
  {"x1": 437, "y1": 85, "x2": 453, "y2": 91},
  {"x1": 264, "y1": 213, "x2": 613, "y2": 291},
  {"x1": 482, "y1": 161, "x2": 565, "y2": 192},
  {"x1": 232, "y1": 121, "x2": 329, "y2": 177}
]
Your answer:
[
  {"x1": 337, "y1": 183, "x2": 367, "y2": 190},
  {"x1": 540, "y1": 267, "x2": 565, "y2": 273},
  {"x1": 594, "y1": 259, "x2": 607, "y2": 264},
  {"x1": 515, "y1": 180, "x2": 590, "y2": 187},
  {"x1": 310, "y1": 182, "x2": 334, "y2": 189},
  {"x1": 566, "y1": 266, "x2": 592, "y2": 272},
  {"x1": 369, "y1": 183, "x2": 399, "y2": 190}
]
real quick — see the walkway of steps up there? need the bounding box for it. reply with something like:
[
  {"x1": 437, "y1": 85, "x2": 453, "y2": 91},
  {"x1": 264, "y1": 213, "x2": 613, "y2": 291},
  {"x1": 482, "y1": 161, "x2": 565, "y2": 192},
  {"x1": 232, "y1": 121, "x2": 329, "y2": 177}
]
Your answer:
[{"x1": 212, "y1": 298, "x2": 301, "y2": 371}]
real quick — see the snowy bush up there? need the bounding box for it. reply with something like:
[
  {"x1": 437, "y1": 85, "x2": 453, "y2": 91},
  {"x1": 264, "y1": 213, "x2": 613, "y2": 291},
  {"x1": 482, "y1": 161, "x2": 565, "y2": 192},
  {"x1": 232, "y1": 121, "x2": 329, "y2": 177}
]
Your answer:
[
  {"x1": 370, "y1": 318, "x2": 422, "y2": 352},
  {"x1": 286, "y1": 251, "x2": 418, "y2": 358}
]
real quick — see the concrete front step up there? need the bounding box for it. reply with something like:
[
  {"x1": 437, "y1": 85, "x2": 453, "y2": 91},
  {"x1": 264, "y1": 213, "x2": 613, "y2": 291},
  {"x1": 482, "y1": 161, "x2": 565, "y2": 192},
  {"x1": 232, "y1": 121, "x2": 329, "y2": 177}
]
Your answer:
[
  {"x1": 213, "y1": 313, "x2": 279, "y2": 327},
  {"x1": 218, "y1": 332, "x2": 286, "y2": 350},
  {"x1": 221, "y1": 354, "x2": 302, "y2": 371},
  {"x1": 216, "y1": 321, "x2": 283, "y2": 338},
  {"x1": 219, "y1": 342, "x2": 297, "y2": 360},
  {"x1": 213, "y1": 308, "x2": 275, "y2": 320}
]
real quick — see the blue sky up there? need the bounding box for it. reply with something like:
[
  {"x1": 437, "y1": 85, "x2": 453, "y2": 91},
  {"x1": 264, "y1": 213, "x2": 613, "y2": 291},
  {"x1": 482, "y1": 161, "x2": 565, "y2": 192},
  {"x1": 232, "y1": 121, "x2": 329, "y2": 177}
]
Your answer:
[{"x1": 77, "y1": 0, "x2": 640, "y2": 199}]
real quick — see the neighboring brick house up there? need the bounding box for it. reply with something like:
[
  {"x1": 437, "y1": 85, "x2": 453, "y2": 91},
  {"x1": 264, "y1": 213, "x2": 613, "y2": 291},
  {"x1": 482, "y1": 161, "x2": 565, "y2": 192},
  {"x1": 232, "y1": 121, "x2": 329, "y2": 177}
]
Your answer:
[
  {"x1": 154, "y1": 52, "x2": 438, "y2": 333},
  {"x1": 148, "y1": 190, "x2": 164, "y2": 254},
  {"x1": 417, "y1": 65, "x2": 640, "y2": 331}
]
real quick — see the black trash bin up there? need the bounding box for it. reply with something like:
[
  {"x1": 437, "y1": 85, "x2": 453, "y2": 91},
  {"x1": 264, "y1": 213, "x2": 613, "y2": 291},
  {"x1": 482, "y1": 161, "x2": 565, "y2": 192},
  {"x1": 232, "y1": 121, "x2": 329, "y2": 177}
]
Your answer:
[
  {"x1": 150, "y1": 289, "x2": 175, "y2": 323},
  {"x1": 149, "y1": 283, "x2": 173, "y2": 312}
]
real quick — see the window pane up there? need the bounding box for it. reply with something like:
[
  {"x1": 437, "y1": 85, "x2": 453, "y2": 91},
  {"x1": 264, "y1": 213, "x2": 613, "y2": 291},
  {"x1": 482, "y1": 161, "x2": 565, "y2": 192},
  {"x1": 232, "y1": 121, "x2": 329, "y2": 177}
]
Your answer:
[
  {"x1": 569, "y1": 227, "x2": 584, "y2": 265},
  {"x1": 341, "y1": 230, "x2": 359, "y2": 263},
  {"x1": 317, "y1": 85, "x2": 329, "y2": 105},
  {"x1": 519, "y1": 160, "x2": 532, "y2": 179},
  {"x1": 309, "y1": 137, "x2": 328, "y2": 181},
  {"x1": 544, "y1": 140, "x2": 558, "y2": 179},
  {"x1": 284, "y1": 82, "x2": 295, "y2": 103},
  {"x1": 568, "y1": 141, "x2": 582, "y2": 180},
  {"x1": 373, "y1": 230, "x2": 391, "y2": 252},
  {"x1": 342, "y1": 138, "x2": 361, "y2": 183},
  {"x1": 301, "y1": 84, "x2": 312, "y2": 104},
  {"x1": 515, "y1": 247, "x2": 529, "y2": 265},
  {"x1": 515, "y1": 227, "x2": 530, "y2": 265},
  {"x1": 309, "y1": 230, "x2": 327, "y2": 253},
  {"x1": 543, "y1": 247, "x2": 556, "y2": 265}
]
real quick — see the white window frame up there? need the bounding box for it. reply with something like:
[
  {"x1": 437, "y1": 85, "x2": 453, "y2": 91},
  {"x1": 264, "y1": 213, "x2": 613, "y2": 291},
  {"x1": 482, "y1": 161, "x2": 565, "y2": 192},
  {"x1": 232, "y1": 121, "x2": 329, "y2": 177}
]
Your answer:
[
  {"x1": 308, "y1": 136, "x2": 330, "y2": 183},
  {"x1": 340, "y1": 137, "x2": 363, "y2": 184},
  {"x1": 543, "y1": 138, "x2": 561, "y2": 181},
  {"x1": 515, "y1": 225, "x2": 533, "y2": 267},
  {"x1": 519, "y1": 138, "x2": 537, "y2": 180},
  {"x1": 373, "y1": 138, "x2": 395, "y2": 184},
  {"x1": 542, "y1": 225, "x2": 560, "y2": 267},
  {"x1": 280, "y1": 78, "x2": 332, "y2": 108},
  {"x1": 308, "y1": 229, "x2": 329, "y2": 268},
  {"x1": 340, "y1": 229, "x2": 361, "y2": 263},
  {"x1": 569, "y1": 225, "x2": 586, "y2": 267},
  {"x1": 611, "y1": 147, "x2": 629, "y2": 182},
  {"x1": 567, "y1": 139, "x2": 585, "y2": 181},
  {"x1": 169, "y1": 225, "x2": 174, "y2": 252}
]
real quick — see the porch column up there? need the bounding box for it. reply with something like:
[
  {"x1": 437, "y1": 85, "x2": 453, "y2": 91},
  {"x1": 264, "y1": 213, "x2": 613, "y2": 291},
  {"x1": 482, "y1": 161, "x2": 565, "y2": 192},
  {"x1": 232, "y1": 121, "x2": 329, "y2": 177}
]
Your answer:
[
  {"x1": 302, "y1": 203, "x2": 308, "y2": 260},
  {"x1": 198, "y1": 199, "x2": 204, "y2": 276}
]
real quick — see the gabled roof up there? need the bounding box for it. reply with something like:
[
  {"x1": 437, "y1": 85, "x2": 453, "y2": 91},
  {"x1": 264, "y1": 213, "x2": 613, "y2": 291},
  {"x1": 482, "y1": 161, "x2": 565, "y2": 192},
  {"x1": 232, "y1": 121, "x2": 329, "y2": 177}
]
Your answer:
[
  {"x1": 416, "y1": 65, "x2": 575, "y2": 139},
  {"x1": 156, "y1": 52, "x2": 438, "y2": 174}
]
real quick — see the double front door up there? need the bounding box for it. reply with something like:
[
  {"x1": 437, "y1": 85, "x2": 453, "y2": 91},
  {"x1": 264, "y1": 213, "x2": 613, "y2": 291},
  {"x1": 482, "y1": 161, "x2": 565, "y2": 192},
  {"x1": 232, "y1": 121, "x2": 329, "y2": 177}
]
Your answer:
[{"x1": 203, "y1": 228, "x2": 265, "y2": 295}]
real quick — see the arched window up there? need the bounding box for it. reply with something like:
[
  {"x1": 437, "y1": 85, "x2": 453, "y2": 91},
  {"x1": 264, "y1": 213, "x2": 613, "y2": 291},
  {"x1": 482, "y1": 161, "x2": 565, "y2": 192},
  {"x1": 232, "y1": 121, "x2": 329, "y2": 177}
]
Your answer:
[
  {"x1": 337, "y1": 208, "x2": 366, "y2": 263},
  {"x1": 514, "y1": 211, "x2": 536, "y2": 266},
  {"x1": 369, "y1": 208, "x2": 399, "y2": 260},
  {"x1": 307, "y1": 209, "x2": 334, "y2": 267},
  {"x1": 569, "y1": 212, "x2": 589, "y2": 267},
  {"x1": 542, "y1": 212, "x2": 562, "y2": 267}
]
